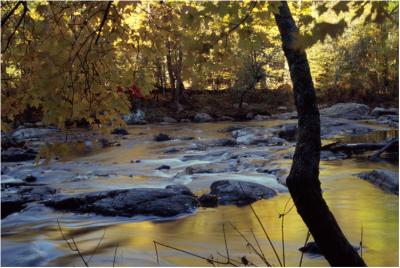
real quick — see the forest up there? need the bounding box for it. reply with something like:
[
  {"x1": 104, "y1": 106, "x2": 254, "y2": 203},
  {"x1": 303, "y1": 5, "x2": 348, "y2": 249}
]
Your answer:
[{"x1": 1, "y1": 1, "x2": 399, "y2": 267}]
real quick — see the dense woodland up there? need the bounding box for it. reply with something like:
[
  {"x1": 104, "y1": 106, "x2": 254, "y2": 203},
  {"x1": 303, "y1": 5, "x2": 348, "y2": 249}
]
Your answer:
[{"x1": 1, "y1": 1, "x2": 399, "y2": 130}]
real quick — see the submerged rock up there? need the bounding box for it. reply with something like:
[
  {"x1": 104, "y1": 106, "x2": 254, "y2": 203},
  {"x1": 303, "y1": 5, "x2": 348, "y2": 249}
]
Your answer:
[
  {"x1": 111, "y1": 128, "x2": 129, "y2": 135},
  {"x1": 357, "y1": 169, "x2": 399, "y2": 194},
  {"x1": 44, "y1": 185, "x2": 198, "y2": 217},
  {"x1": 209, "y1": 180, "x2": 277, "y2": 206},
  {"x1": 157, "y1": 165, "x2": 171, "y2": 170},
  {"x1": 198, "y1": 194, "x2": 218, "y2": 207},
  {"x1": 154, "y1": 133, "x2": 171, "y2": 142}
]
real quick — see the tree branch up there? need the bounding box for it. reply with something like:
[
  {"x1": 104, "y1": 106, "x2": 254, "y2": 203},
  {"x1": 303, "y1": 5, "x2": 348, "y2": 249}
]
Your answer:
[{"x1": 95, "y1": 1, "x2": 112, "y2": 45}]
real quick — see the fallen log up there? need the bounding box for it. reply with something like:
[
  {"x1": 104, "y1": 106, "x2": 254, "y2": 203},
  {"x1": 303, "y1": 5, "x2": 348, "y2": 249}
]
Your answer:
[{"x1": 370, "y1": 139, "x2": 399, "y2": 161}]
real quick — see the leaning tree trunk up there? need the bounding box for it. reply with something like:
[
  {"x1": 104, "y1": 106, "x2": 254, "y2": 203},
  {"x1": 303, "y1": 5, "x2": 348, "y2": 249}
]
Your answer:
[{"x1": 273, "y1": 2, "x2": 366, "y2": 266}]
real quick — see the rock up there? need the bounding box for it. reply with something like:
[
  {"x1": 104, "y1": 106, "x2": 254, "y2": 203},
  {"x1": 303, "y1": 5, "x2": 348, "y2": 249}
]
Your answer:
[
  {"x1": 277, "y1": 124, "x2": 297, "y2": 141},
  {"x1": 180, "y1": 119, "x2": 191, "y2": 123},
  {"x1": 218, "y1": 116, "x2": 235, "y2": 121},
  {"x1": 253, "y1": 114, "x2": 270, "y2": 121},
  {"x1": 299, "y1": 242, "x2": 359, "y2": 255},
  {"x1": 277, "y1": 106, "x2": 288, "y2": 112},
  {"x1": 154, "y1": 133, "x2": 171, "y2": 142},
  {"x1": 123, "y1": 109, "x2": 146, "y2": 125},
  {"x1": 198, "y1": 194, "x2": 218, "y2": 207},
  {"x1": 271, "y1": 111, "x2": 297, "y2": 120},
  {"x1": 44, "y1": 186, "x2": 198, "y2": 218},
  {"x1": 320, "y1": 150, "x2": 349, "y2": 161},
  {"x1": 164, "y1": 148, "x2": 180, "y2": 154},
  {"x1": 194, "y1": 113, "x2": 213, "y2": 123},
  {"x1": 12, "y1": 127, "x2": 59, "y2": 140},
  {"x1": 209, "y1": 180, "x2": 277, "y2": 206},
  {"x1": 111, "y1": 128, "x2": 128, "y2": 135},
  {"x1": 162, "y1": 116, "x2": 178, "y2": 123},
  {"x1": 377, "y1": 114, "x2": 399, "y2": 128},
  {"x1": 2, "y1": 185, "x2": 57, "y2": 218},
  {"x1": 320, "y1": 103, "x2": 369, "y2": 120},
  {"x1": 231, "y1": 127, "x2": 275, "y2": 145},
  {"x1": 246, "y1": 112, "x2": 255, "y2": 120},
  {"x1": 357, "y1": 169, "x2": 399, "y2": 194},
  {"x1": 157, "y1": 165, "x2": 171, "y2": 170},
  {"x1": 1, "y1": 147, "x2": 37, "y2": 162},
  {"x1": 165, "y1": 184, "x2": 194, "y2": 196},
  {"x1": 1, "y1": 135, "x2": 25, "y2": 150},
  {"x1": 370, "y1": 107, "x2": 398, "y2": 117},
  {"x1": 24, "y1": 175, "x2": 37, "y2": 183}
]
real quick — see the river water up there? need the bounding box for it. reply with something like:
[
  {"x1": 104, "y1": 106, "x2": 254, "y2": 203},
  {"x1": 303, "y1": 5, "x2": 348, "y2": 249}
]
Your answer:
[{"x1": 1, "y1": 120, "x2": 398, "y2": 267}]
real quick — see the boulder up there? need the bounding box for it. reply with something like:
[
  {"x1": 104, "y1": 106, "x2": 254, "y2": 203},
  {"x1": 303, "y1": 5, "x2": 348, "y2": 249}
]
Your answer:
[
  {"x1": 320, "y1": 103, "x2": 369, "y2": 120},
  {"x1": 1, "y1": 135, "x2": 25, "y2": 150},
  {"x1": 123, "y1": 109, "x2": 146, "y2": 125},
  {"x1": 162, "y1": 116, "x2": 178, "y2": 123},
  {"x1": 111, "y1": 128, "x2": 128, "y2": 135},
  {"x1": 246, "y1": 112, "x2": 255, "y2": 120},
  {"x1": 271, "y1": 111, "x2": 297, "y2": 120},
  {"x1": 357, "y1": 169, "x2": 398, "y2": 194},
  {"x1": 370, "y1": 107, "x2": 398, "y2": 117},
  {"x1": 44, "y1": 186, "x2": 199, "y2": 217},
  {"x1": 194, "y1": 113, "x2": 213, "y2": 123},
  {"x1": 12, "y1": 127, "x2": 59, "y2": 140},
  {"x1": 277, "y1": 124, "x2": 297, "y2": 141},
  {"x1": 2, "y1": 185, "x2": 57, "y2": 218},
  {"x1": 154, "y1": 133, "x2": 171, "y2": 142},
  {"x1": 198, "y1": 194, "x2": 218, "y2": 207},
  {"x1": 320, "y1": 150, "x2": 349, "y2": 161},
  {"x1": 209, "y1": 180, "x2": 277, "y2": 206},
  {"x1": 377, "y1": 114, "x2": 399, "y2": 128},
  {"x1": 1, "y1": 147, "x2": 37, "y2": 162}
]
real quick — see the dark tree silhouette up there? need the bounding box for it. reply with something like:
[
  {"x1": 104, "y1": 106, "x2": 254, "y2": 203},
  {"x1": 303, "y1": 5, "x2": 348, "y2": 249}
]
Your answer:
[{"x1": 273, "y1": 2, "x2": 366, "y2": 266}]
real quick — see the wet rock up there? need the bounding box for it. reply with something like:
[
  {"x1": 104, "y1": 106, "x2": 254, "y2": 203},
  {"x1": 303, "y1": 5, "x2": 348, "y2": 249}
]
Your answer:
[
  {"x1": 164, "y1": 148, "x2": 180, "y2": 154},
  {"x1": 198, "y1": 194, "x2": 218, "y2": 207},
  {"x1": 277, "y1": 124, "x2": 297, "y2": 141},
  {"x1": 357, "y1": 169, "x2": 398, "y2": 194},
  {"x1": 162, "y1": 116, "x2": 178, "y2": 123},
  {"x1": 1, "y1": 147, "x2": 37, "y2": 162},
  {"x1": 185, "y1": 162, "x2": 235, "y2": 175},
  {"x1": 45, "y1": 186, "x2": 198, "y2": 217},
  {"x1": 370, "y1": 107, "x2": 398, "y2": 117},
  {"x1": 377, "y1": 114, "x2": 399, "y2": 128},
  {"x1": 1, "y1": 135, "x2": 25, "y2": 150},
  {"x1": 271, "y1": 111, "x2": 297, "y2": 120},
  {"x1": 2, "y1": 185, "x2": 57, "y2": 218},
  {"x1": 218, "y1": 116, "x2": 235, "y2": 121},
  {"x1": 154, "y1": 133, "x2": 171, "y2": 142},
  {"x1": 253, "y1": 114, "x2": 270, "y2": 121},
  {"x1": 111, "y1": 128, "x2": 128, "y2": 135},
  {"x1": 157, "y1": 165, "x2": 171, "y2": 170},
  {"x1": 299, "y1": 241, "x2": 359, "y2": 255},
  {"x1": 12, "y1": 127, "x2": 59, "y2": 140},
  {"x1": 24, "y1": 175, "x2": 37, "y2": 183},
  {"x1": 320, "y1": 103, "x2": 369, "y2": 120},
  {"x1": 165, "y1": 184, "x2": 194, "y2": 196},
  {"x1": 320, "y1": 150, "x2": 349, "y2": 161},
  {"x1": 194, "y1": 113, "x2": 213, "y2": 123},
  {"x1": 209, "y1": 180, "x2": 277, "y2": 206},
  {"x1": 246, "y1": 112, "x2": 255, "y2": 120},
  {"x1": 123, "y1": 109, "x2": 146, "y2": 125}
]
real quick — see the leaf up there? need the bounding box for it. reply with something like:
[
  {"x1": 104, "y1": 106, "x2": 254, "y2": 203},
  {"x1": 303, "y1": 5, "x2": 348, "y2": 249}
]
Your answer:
[{"x1": 332, "y1": 1, "x2": 349, "y2": 15}]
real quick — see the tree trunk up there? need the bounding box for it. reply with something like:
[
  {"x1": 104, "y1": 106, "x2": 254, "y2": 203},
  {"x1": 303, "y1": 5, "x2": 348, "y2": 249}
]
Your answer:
[{"x1": 273, "y1": 2, "x2": 366, "y2": 266}]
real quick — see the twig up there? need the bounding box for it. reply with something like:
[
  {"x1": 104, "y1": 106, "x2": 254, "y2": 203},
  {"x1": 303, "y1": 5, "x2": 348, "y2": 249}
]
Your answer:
[
  {"x1": 95, "y1": 1, "x2": 112, "y2": 45},
  {"x1": 86, "y1": 229, "x2": 106, "y2": 264},
  {"x1": 57, "y1": 219, "x2": 89, "y2": 267},
  {"x1": 298, "y1": 230, "x2": 311, "y2": 267},
  {"x1": 1, "y1": 1, "x2": 23, "y2": 27},
  {"x1": 279, "y1": 197, "x2": 294, "y2": 267},
  {"x1": 223, "y1": 224, "x2": 230, "y2": 262},
  {"x1": 229, "y1": 223, "x2": 271, "y2": 266},
  {"x1": 113, "y1": 243, "x2": 119, "y2": 267},
  {"x1": 250, "y1": 229, "x2": 267, "y2": 265},
  {"x1": 153, "y1": 241, "x2": 159, "y2": 265},
  {"x1": 238, "y1": 183, "x2": 282, "y2": 266},
  {"x1": 360, "y1": 224, "x2": 363, "y2": 258}
]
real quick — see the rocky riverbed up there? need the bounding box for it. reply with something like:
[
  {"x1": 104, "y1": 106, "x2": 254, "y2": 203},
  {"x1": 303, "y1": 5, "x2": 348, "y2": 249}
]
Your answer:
[{"x1": 1, "y1": 103, "x2": 399, "y2": 266}]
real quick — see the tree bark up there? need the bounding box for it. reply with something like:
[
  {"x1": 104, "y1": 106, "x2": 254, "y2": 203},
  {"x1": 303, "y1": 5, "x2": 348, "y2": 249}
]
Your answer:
[{"x1": 273, "y1": 2, "x2": 366, "y2": 266}]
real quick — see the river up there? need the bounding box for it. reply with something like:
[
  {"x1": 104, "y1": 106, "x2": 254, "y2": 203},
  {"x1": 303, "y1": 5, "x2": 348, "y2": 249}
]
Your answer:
[{"x1": 1, "y1": 120, "x2": 398, "y2": 267}]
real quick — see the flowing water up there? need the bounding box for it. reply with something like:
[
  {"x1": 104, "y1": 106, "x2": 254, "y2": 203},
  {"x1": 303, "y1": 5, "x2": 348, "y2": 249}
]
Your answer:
[{"x1": 1, "y1": 121, "x2": 398, "y2": 267}]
